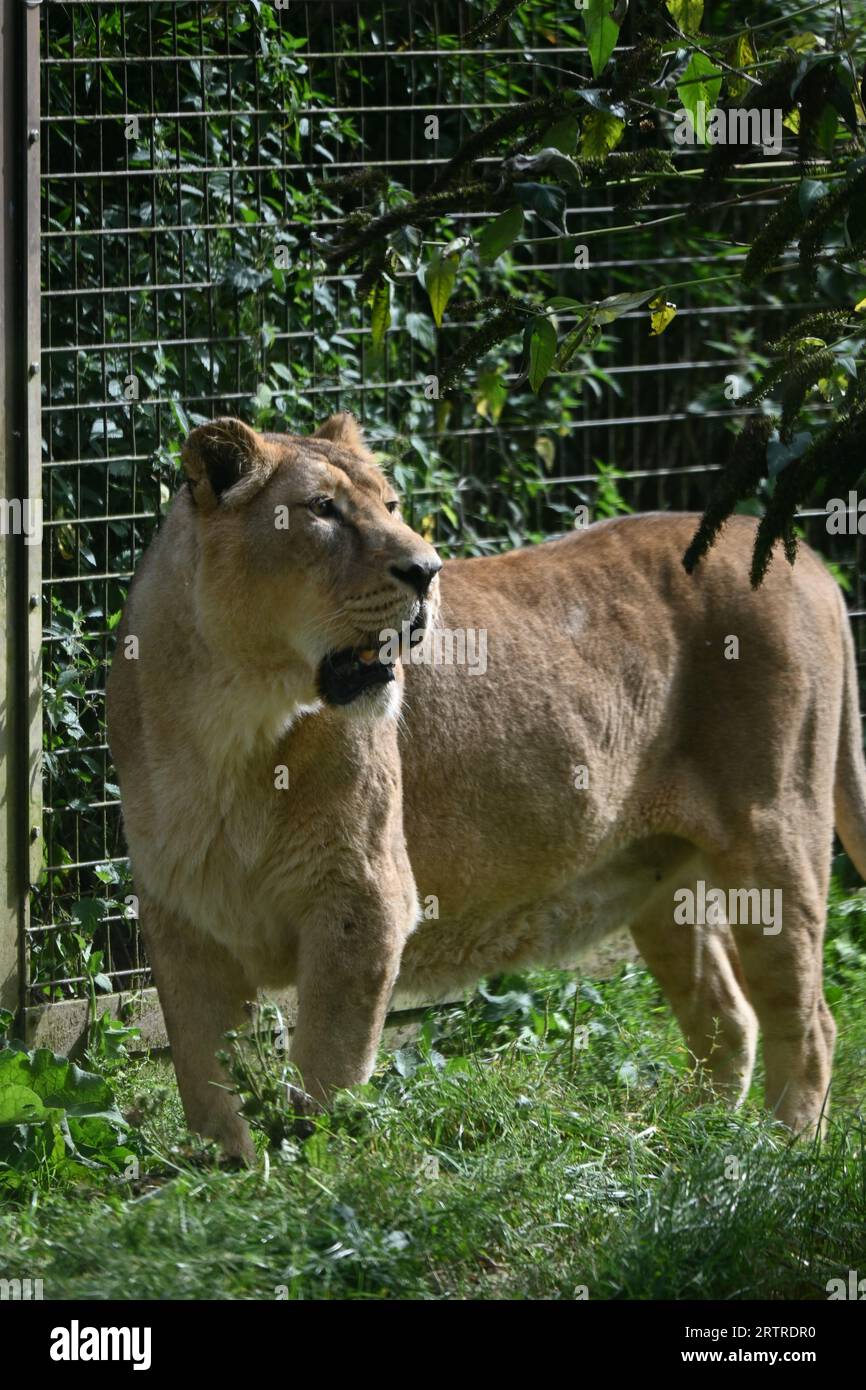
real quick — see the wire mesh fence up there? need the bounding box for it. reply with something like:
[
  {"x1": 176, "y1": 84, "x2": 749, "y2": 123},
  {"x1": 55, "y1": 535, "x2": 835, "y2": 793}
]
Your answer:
[{"x1": 26, "y1": 0, "x2": 866, "y2": 1025}]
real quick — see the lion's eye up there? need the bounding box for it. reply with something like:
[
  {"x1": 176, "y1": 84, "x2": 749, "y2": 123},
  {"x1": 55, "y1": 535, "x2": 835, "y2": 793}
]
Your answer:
[
  {"x1": 308, "y1": 495, "x2": 339, "y2": 519},
  {"x1": 385, "y1": 500, "x2": 400, "y2": 514}
]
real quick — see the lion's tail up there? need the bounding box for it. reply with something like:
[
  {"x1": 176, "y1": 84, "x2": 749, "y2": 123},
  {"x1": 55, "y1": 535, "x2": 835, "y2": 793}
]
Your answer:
[{"x1": 835, "y1": 587, "x2": 866, "y2": 880}]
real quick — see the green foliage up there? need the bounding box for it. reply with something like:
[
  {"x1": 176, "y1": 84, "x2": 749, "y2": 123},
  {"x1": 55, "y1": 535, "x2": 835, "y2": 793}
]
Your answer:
[
  {"x1": 478, "y1": 205, "x2": 525, "y2": 263},
  {"x1": 308, "y1": 2, "x2": 866, "y2": 584},
  {"x1": 0, "y1": 1043, "x2": 137, "y2": 1195},
  {"x1": 423, "y1": 245, "x2": 464, "y2": 326},
  {"x1": 582, "y1": 0, "x2": 623, "y2": 80},
  {"x1": 676, "y1": 53, "x2": 724, "y2": 142},
  {"x1": 219, "y1": 1004, "x2": 312, "y2": 1150},
  {"x1": 3, "y1": 891, "x2": 866, "y2": 1295},
  {"x1": 527, "y1": 316, "x2": 558, "y2": 392},
  {"x1": 34, "y1": 0, "x2": 866, "y2": 1014},
  {"x1": 666, "y1": 0, "x2": 704, "y2": 34}
]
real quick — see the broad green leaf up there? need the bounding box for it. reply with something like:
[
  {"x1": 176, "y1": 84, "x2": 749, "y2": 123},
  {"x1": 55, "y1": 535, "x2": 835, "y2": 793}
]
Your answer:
[
  {"x1": 540, "y1": 115, "x2": 579, "y2": 154},
  {"x1": 26, "y1": 1049, "x2": 114, "y2": 1112},
  {"x1": 424, "y1": 250, "x2": 461, "y2": 327},
  {"x1": 475, "y1": 370, "x2": 508, "y2": 423},
  {"x1": 0, "y1": 1046, "x2": 121, "y2": 1125},
  {"x1": 649, "y1": 295, "x2": 677, "y2": 335},
  {"x1": 665, "y1": 0, "x2": 703, "y2": 34},
  {"x1": 855, "y1": 296, "x2": 866, "y2": 313},
  {"x1": 528, "y1": 316, "x2": 557, "y2": 393},
  {"x1": 583, "y1": 0, "x2": 620, "y2": 80},
  {"x1": 0, "y1": 1083, "x2": 44, "y2": 1126},
  {"x1": 579, "y1": 110, "x2": 625, "y2": 159},
  {"x1": 478, "y1": 205, "x2": 524, "y2": 264},
  {"x1": 594, "y1": 289, "x2": 657, "y2": 323},
  {"x1": 70, "y1": 897, "x2": 104, "y2": 930},
  {"x1": 369, "y1": 277, "x2": 391, "y2": 349},
  {"x1": 676, "y1": 53, "x2": 723, "y2": 144}
]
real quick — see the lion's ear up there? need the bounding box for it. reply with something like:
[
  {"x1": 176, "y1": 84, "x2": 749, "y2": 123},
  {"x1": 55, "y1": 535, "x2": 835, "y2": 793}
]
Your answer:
[
  {"x1": 181, "y1": 418, "x2": 273, "y2": 511},
  {"x1": 312, "y1": 412, "x2": 370, "y2": 457}
]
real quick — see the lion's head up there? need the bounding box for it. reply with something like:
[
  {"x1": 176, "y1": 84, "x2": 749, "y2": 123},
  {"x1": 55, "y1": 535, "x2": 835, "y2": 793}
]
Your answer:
[{"x1": 180, "y1": 413, "x2": 441, "y2": 709}]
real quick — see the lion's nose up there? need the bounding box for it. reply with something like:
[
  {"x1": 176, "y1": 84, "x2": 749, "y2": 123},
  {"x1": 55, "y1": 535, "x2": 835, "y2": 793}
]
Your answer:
[{"x1": 390, "y1": 556, "x2": 442, "y2": 598}]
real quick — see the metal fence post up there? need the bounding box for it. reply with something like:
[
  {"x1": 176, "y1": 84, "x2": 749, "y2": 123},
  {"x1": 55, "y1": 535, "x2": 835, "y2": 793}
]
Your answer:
[{"x1": 0, "y1": 0, "x2": 42, "y2": 1024}]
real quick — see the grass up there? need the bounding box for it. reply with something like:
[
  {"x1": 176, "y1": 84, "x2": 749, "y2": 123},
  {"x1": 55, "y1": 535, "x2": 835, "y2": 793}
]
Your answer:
[{"x1": 1, "y1": 873, "x2": 866, "y2": 1301}]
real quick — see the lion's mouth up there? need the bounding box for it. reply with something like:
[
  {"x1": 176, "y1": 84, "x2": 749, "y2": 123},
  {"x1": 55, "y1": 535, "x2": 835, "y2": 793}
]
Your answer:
[
  {"x1": 316, "y1": 604, "x2": 429, "y2": 707},
  {"x1": 317, "y1": 641, "x2": 396, "y2": 707}
]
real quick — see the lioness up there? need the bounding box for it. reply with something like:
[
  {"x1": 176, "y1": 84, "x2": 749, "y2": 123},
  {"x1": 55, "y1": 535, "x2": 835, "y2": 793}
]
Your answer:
[{"x1": 106, "y1": 413, "x2": 866, "y2": 1161}]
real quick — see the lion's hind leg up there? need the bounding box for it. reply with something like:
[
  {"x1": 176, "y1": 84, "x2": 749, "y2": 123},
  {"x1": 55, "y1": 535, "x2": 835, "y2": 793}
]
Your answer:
[{"x1": 708, "y1": 843, "x2": 835, "y2": 1135}]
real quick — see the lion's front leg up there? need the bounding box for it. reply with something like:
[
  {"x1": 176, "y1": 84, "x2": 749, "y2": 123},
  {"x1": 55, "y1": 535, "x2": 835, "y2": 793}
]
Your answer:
[{"x1": 290, "y1": 885, "x2": 414, "y2": 1103}]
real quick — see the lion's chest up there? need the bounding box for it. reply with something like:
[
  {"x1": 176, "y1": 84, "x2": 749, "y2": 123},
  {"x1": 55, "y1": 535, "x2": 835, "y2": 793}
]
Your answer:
[{"x1": 139, "y1": 770, "x2": 346, "y2": 978}]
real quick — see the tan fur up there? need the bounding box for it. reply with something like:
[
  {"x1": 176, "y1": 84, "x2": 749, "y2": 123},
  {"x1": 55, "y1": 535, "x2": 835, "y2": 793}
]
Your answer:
[{"x1": 107, "y1": 416, "x2": 866, "y2": 1158}]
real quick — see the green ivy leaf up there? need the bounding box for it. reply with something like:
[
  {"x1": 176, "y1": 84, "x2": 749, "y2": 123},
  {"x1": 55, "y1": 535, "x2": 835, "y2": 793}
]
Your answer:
[
  {"x1": 583, "y1": 0, "x2": 621, "y2": 80},
  {"x1": 478, "y1": 205, "x2": 524, "y2": 264},
  {"x1": 665, "y1": 0, "x2": 703, "y2": 35},
  {"x1": 527, "y1": 316, "x2": 557, "y2": 393}
]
